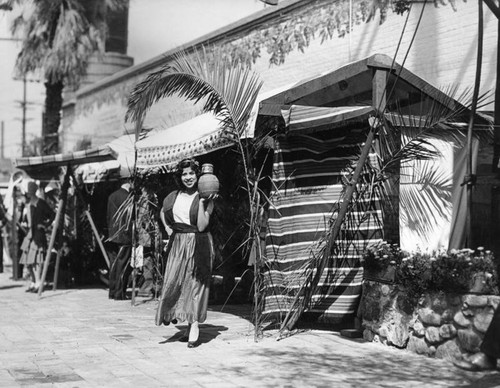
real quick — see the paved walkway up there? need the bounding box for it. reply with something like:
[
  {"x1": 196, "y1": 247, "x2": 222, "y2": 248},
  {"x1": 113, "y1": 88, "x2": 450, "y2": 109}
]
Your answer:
[{"x1": 0, "y1": 266, "x2": 499, "y2": 388}]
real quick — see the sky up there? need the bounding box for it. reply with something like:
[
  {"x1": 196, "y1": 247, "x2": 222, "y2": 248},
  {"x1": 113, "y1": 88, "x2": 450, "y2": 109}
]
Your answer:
[{"x1": 0, "y1": 0, "x2": 267, "y2": 159}]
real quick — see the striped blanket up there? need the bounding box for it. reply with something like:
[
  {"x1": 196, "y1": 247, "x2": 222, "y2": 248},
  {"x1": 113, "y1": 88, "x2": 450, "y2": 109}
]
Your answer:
[{"x1": 262, "y1": 125, "x2": 383, "y2": 324}]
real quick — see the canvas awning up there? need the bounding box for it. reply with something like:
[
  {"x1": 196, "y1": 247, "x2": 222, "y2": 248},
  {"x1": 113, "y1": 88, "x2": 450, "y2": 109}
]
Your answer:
[
  {"x1": 135, "y1": 113, "x2": 233, "y2": 170},
  {"x1": 75, "y1": 134, "x2": 136, "y2": 183},
  {"x1": 14, "y1": 145, "x2": 118, "y2": 180},
  {"x1": 281, "y1": 105, "x2": 375, "y2": 134}
]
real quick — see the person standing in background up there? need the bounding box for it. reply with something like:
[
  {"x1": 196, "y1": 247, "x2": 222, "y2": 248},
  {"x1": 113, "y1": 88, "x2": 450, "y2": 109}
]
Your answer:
[
  {"x1": 19, "y1": 181, "x2": 54, "y2": 292},
  {"x1": 106, "y1": 179, "x2": 133, "y2": 300},
  {"x1": 0, "y1": 194, "x2": 7, "y2": 273}
]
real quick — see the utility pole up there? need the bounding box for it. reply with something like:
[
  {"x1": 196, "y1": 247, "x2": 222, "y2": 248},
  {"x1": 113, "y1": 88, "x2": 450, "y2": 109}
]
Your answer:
[
  {"x1": 21, "y1": 77, "x2": 26, "y2": 156},
  {"x1": 14, "y1": 76, "x2": 35, "y2": 156}
]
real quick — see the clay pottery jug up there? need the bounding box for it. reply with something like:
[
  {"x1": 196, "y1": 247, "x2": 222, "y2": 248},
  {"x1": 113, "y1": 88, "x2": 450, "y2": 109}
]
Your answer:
[{"x1": 198, "y1": 163, "x2": 219, "y2": 198}]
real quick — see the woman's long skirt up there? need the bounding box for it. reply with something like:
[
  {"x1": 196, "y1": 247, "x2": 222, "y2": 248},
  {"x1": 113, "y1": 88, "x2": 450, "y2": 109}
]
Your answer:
[{"x1": 155, "y1": 232, "x2": 213, "y2": 325}]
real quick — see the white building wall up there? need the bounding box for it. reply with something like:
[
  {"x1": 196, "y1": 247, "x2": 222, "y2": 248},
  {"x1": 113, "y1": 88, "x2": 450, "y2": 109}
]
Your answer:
[{"x1": 63, "y1": 1, "x2": 498, "y2": 152}]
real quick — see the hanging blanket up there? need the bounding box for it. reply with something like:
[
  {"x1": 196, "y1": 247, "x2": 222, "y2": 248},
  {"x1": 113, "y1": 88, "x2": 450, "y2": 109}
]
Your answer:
[{"x1": 263, "y1": 126, "x2": 383, "y2": 324}]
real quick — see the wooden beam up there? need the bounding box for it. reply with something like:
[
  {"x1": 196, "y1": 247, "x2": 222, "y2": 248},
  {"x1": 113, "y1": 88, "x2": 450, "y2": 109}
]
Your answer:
[
  {"x1": 372, "y1": 69, "x2": 387, "y2": 112},
  {"x1": 263, "y1": 58, "x2": 371, "y2": 106},
  {"x1": 368, "y1": 54, "x2": 463, "y2": 113},
  {"x1": 85, "y1": 210, "x2": 110, "y2": 268}
]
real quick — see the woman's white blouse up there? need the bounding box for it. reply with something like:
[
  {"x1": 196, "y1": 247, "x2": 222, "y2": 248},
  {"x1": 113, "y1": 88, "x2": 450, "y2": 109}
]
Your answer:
[{"x1": 172, "y1": 191, "x2": 197, "y2": 224}]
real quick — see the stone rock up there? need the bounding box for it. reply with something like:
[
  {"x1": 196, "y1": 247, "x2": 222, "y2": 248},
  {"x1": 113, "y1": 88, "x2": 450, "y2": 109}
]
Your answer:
[
  {"x1": 425, "y1": 326, "x2": 442, "y2": 345},
  {"x1": 435, "y1": 340, "x2": 461, "y2": 361},
  {"x1": 473, "y1": 309, "x2": 494, "y2": 334},
  {"x1": 363, "y1": 329, "x2": 375, "y2": 342},
  {"x1": 441, "y1": 309, "x2": 455, "y2": 323},
  {"x1": 413, "y1": 321, "x2": 425, "y2": 337},
  {"x1": 407, "y1": 335, "x2": 433, "y2": 355},
  {"x1": 379, "y1": 325, "x2": 388, "y2": 338},
  {"x1": 489, "y1": 296, "x2": 500, "y2": 311},
  {"x1": 430, "y1": 294, "x2": 447, "y2": 314},
  {"x1": 449, "y1": 295, "x2": 462, "y2": 306},
  {"x1": 418, "y1": 308, "x2": 442, "y2": 326},
  {"x1": 464, "y1": 295, "x2": 488, "y2": 308},
  {"x1": 361, "y1": 301, "x2": 381, "y2": 322},
  {"x1": 457, "y1": 329, "x2": 482, "y2": 353},
  {"x1": 387, "y1": 323, "x2": 410, "y2": 349},
  {"x1": 439, "y1": 324, "x2": 457, "y2": 339},
  {"x1": 453, "y1": 311, "x2": 471, "y2": 328},
  {"x1": 462, "y1": 309, "x2": 475, "y2": 318}
]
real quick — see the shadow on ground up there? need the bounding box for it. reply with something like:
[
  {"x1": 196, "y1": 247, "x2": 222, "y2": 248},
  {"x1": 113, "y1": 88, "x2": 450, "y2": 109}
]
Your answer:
[
  {"x1": 214, "y1": 341, "x2": 500, "y2": 387},
  {"x1": 211, "y1": 304, "x2": 252, "y2": 321},
  {"x1": 160, "y1": 324, "x2": 228, "y2": 346},
  {"x1": 0, "y1": 284, "x2": 23, "y2": 291}
]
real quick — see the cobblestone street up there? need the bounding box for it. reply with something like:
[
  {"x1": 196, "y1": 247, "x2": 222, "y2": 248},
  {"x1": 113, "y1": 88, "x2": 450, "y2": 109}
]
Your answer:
[{"x1": 0, "y1": 265, "x2": 499, "y2": 387}]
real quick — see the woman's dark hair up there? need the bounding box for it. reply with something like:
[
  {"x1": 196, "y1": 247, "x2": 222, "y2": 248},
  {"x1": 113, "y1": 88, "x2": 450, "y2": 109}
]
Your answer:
[{"x1": 174, "y1": 158, "x2": 201, "y2": 188}]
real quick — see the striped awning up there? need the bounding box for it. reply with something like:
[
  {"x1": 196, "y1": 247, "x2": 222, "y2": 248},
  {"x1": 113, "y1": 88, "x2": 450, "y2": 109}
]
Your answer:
[
  {"x1": 14, "y1": 145, "x2": 118, "y2": 179},
  {"x1": 282, "y1": 105, "x2": 375, "y2": 134},
  {"x1": 135, "y1": 113, "x2": 233, "y2": 171}
]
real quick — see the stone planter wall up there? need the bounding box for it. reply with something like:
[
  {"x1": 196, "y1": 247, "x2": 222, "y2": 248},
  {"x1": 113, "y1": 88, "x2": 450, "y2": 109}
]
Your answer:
[{"x1": 360, "y1": 280, "x2": 500, "y2": 361}]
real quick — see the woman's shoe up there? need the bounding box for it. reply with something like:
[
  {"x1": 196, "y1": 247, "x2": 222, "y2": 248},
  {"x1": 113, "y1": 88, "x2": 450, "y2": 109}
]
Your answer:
[{"x1": 187, "y1": 340, "x2": 199, "y2": 348}]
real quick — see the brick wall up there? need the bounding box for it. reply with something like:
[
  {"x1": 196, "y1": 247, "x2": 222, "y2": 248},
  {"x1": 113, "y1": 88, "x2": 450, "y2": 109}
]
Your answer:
[{"x1": 63, "y1": 1, "x2": 498, "y2": 151}]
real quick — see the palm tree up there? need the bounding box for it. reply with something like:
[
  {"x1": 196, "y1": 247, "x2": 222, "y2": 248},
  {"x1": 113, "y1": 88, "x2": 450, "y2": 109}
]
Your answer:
[{"x1": 4, "y1": 0, "x2": 126, "y2": 155}]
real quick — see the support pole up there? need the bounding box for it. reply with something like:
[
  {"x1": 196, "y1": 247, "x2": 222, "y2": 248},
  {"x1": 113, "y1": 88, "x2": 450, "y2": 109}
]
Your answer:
[
  {"x1": 464, "y1": 0, "x2": 484, "y2": 247},
  {"x1": 85, "y1": 209, "x2": 110, "y2": 268},
  {"x1": 52, "y1": 248, "x2": 63, "y2": 290},
  {"x1": 131, "y1": 118, "x2": 142, "y2": 306},
  {"x1": 38, "y1": 167, "x2": 71, "y2": 297}
]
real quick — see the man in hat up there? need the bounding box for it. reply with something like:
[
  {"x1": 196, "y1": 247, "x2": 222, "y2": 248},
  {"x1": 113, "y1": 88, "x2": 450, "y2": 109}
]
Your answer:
[{"x1": 19, "y1": 181, "x2": 54, "y2": 292}]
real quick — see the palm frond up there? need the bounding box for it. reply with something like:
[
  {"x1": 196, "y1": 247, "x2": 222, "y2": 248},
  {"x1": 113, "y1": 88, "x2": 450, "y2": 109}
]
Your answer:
[{"x1": 125, "y1": 47, "x2": 263, "y2": 137}]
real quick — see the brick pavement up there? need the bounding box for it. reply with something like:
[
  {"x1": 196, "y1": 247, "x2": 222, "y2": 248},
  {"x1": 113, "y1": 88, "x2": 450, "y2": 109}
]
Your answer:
[{"x1": 1, "y1": 265, "x2": 499, "y2": 388}]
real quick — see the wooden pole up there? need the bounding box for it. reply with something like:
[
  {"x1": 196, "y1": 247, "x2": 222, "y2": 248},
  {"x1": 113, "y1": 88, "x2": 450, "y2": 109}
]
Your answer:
[
  {"x1": 38, "y1": 168, "x2": 71, "y2": 297},
  {"x1": 131, "y1": 118, "x2": 142, "y2": 306},
  {"x1": 464, "y1": 0, "x2": 484, "y2": 247},
  {"x1": 52, "y1": 248, "x2": 63, "y2": 290},
  {"x1": 85, "y1": 209, "x2": 110, "y2": 268}
]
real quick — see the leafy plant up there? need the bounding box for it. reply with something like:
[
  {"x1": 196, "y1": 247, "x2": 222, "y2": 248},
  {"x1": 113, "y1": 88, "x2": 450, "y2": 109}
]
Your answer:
[{"x1": 363, "y1": 242, "x2": 499, "y2": 308}]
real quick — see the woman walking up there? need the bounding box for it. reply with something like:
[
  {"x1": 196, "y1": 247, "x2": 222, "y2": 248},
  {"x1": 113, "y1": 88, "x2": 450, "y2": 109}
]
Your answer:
[
  {"x1": 19, "y1": 181, "x2": 54, "y2": 292},
  {"x1": 156, "y1": 158, "x2": 216, "y2": 348}
]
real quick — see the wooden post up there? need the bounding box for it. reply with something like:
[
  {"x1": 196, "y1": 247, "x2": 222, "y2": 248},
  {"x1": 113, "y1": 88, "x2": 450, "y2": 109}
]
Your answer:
[
  {"x1": 131, "y1": 117, "x2": 142, "y2": 306},
  {"x1": 464, "y1": 0, "x2": 483, "y2": 247},
  {"x1": 52, "y1": 248, "x2": 63, "y2": 290},
  {"x1": 38, "y1": 167, "x2": 71, "y2": 297},
  {"x1": 84, "y1": 209, "x2": 110, "y2": 268}
]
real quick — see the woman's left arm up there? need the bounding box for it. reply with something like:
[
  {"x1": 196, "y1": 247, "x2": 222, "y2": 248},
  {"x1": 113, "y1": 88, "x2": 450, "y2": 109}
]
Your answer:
[{"x1": 197, "y1": 197, "x2": 214, "y2": 232}]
